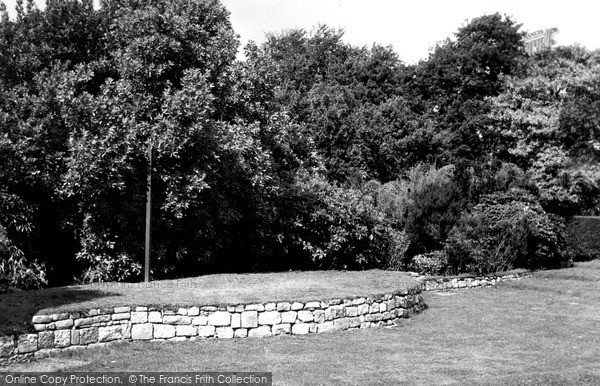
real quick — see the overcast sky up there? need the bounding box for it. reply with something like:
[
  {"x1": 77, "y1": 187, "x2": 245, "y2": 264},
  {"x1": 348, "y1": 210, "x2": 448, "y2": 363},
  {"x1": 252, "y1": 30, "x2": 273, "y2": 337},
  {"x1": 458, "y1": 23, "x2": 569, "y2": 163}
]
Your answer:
[{"x1": 3, "y1": 0, "x2": 600, "y2": 64}]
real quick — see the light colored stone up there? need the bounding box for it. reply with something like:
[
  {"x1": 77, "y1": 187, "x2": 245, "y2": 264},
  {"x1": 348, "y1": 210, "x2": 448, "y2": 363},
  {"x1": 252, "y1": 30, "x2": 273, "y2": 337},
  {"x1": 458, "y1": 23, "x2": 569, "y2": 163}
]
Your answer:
[
  {"x1": 313, "y1": 310, "x2": 326, "y2": 323},
  {"x1": 316, "y1": 322, "x2": 335, "y2": 333},
  {"x1": 177, "y1": 308, "x2": 188, "y2": 316},
  {"x1": 202, "y1": 306, "x2": 218, "y2": 312},
  {"x1": 131, "y1": 324, "x2": 153, "y2": 340},
  {"x1": 309, "y1": 324, "x2": 318, "y2": 333},
  {"x1": 32, "y1": 315, "x2": 52, "y2": 324},
  {"x1": 291, "y1": 323, "x2": 310, "y2": 335},
  {"x1": 333, "y1": 317, "x2": 361, "y2": 330},
  {"x1": 188, "y1": 307, "x2": 200, "y2": 316},
  {"x1": 121, "y1": 324, "x2": 132, "y2": 339},
  {"x1": 351, "y1": 298, "x2": 366, "y2": 305},
  {"x1": 234, "y1": 329, "x2": 248, "y2": 338},
  {"x1": 231, "y1": 314, "x2": 241, "y2": 329},
  {"x1": 272, "y1": 324, "x2": 291, "y2": 335},
  {"x1": 380, "y1": 303, "x2": 387, "y2": 312},
  {"x1": 360, "y1": 322, "x2": 371, "y2": 329},
  {"x1": 346, "y1": 307, "x2": 358, "y2": 317},
  {"x1": 208, "y1": 311, "x2": 231, "y2": 326},
  {"x1": 216, "y1": 327, "x2": 234, "y2": 339},
  {"x1": 0, "y1": 336, "x2": 14, "y2": 357},
  {"x1": 264, "y1": 302, "x2": 277, "y2": 311},
  {"x1": 192, "y1": 315, "x2": 209, "y2": 326},
  {"x1": 111, "y1": 313, "x2": 130, "y2": 321},
  {"x1": 130, "y1": 311, "x2": 148, "y2": 324},
  {"x1": 148, "y1": 311, "x2": 162, "y2": 323},
  {"x1": 52, "y1": 313, "x2": 69, "y2": 321},
  {"x1": 245, "y1": 304, "x2": 265, "y2": 312},
  {"x1": 281, "y1": 311, "x2": 297, "y2": 324},
  {"x1": 91, "y1": 315, "x2": 111, "y2": 324},
  {"x1": 358, "y1": 304, "x2": 369, "y2": 315},
  {"x1": 114, "y1": 306, "x2": 130, "y2": 313},
  {"x1": 248, "y1": 326, "x2": 271, "y2": 338},
  {"x1": 325, "y1": 305, "x2": 345, "y2": 320},
  {"x1": 34, "y1": 324, "x2": 46, "y2": 332},
  {"x1": 235, "y1": 305, "x2": 245, "y2": 313},
  {"x1": 176, "y1": 325, "x2": 197, "y2": 337},
  {"x1": 369, "y1": 303, "x2": 380, "y2": 313},
  {"x1": 54, "y1": 329, "x2": 71, "y2": 348},
  {"x1": 304, "y1": 301, "x2": 320, "y2": 309},
  {"x1": 277, "y1": 302, "x2": 291, "y2": 311},
  {"x1": 162, "y1": 315, "x2": 191, "y2": 325},
  {"x1": 154, "y1": 324, "x2": 176, "y2": 339},
  {"x1": 297, "y1": 310, "x2": 314, "y2": 323},
  {"x1": 291, "y1": 302, "x2": 304, "y2": 311},
  {"x1": 258, "y1": 311, "x2": 280, "y2": 325},
  {"x1": 16, "y1": 334, "x2": 38, "y2": 354},
  {"x1": 55, "y1": 319, "x2": 74, "y2": 329},
  {"x1": 70, "y1": 330, "x2": 80, "y2": 345},
  {"x1": 197, "y1": 326, "x2": 216, "y2": 338},
  {"x1": 135, "y1": 306, "x2": 148, "y2": 312},
  {"x1": 80, "y1": 327, "x2": 99, "y2": 344},
  {"x1": 74, "y1": 317, "x2": 93, "y2": 328},
  {"x1": 241, "y1": 311, "x2": 258, "y2": 328},
  {"x1": 99, "y1": 325, "x2": 122, "y2": 342},
  {"x1": 226, "y1": 306, "x2": 236, "y2": 312}
]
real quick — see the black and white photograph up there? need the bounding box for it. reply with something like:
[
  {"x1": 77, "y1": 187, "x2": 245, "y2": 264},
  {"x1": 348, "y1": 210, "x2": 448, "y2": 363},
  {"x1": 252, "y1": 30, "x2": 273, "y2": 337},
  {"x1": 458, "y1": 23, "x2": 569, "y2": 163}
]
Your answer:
[{"x1": 0, "y1": 0, "x2": 599, "y2": 384}]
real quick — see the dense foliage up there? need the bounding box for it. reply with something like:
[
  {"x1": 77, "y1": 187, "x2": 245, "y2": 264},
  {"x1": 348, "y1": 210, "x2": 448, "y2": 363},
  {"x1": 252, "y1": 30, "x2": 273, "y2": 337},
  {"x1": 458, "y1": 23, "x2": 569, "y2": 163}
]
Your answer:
[{"x1": 1, "y1": 1, "x2": 598, "y2": 289}]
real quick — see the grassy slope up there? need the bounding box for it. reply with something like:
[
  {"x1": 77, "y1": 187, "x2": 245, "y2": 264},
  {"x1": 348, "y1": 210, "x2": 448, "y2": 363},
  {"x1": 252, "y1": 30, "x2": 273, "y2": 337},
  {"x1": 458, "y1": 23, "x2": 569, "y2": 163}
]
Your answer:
[
  {"x1": 0, "y1": 270, "x2": 416, "y2": 335},
  {"x1": 35, "y1": 260, "x2": 600, "y2": 385}
]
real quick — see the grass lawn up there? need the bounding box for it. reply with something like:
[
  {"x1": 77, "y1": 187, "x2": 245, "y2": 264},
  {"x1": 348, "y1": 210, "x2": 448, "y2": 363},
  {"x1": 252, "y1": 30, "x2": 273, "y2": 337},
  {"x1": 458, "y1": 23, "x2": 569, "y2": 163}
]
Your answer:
[
  {"x1": 7, "y1": 260, "x2": 599, "y2": 385},
  {"x1": 0, "y1": 270, "x2": 416, "y2": 335}
]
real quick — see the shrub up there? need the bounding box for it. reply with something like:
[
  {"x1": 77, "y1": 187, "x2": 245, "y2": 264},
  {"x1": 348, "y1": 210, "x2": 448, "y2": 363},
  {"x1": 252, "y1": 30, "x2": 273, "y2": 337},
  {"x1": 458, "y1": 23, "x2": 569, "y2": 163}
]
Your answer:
[
  {"x1": 445, "y1": 189, "x2": 568, "y2": 274},
  {"x1": 376, "y1": 163, "x2": 468, "y2": 265},
  {"x1": 409, "y1": 250, "x2": 449, "y2": 275},
  {"x1": 564, "y1": 216, "x2": 600, "y2": 261}
]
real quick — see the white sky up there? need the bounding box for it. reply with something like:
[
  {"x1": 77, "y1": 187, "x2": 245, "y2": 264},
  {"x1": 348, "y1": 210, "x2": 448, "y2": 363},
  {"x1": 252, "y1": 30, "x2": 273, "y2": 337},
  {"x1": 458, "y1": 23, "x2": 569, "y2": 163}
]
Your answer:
[{"x1": 3, "y1": 0, "x2": 600, "y2": 64}]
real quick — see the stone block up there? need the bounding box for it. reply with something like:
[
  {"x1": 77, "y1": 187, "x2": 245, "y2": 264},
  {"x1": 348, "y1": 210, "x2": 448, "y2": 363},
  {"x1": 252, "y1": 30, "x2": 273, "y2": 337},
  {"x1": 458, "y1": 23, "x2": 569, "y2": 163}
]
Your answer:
[
  {"x1": 114, "y1": 306, "x2": 130, "y2": 314},
  {"x1": 55, "y1": 319, "x2": 74, "y2": 330},
  {"x1": 216, "y1": 327, "x2": 234, "y2": 339},
  {"x1": 32, "y1": 315, "x2": 52, "y2": 324},
  {"x1": 52, "y1": 313, "x2": 70, "y2": 321},
  {"x1": 111, "y1": 313, "x2": 130, "y2": 321},
  {"x1": 80, "y1": 327, "x2": 99, "y2": 345},
  {"x1": 197, "y1": 326, "x2": 216, "y2": 338},
  {"x1": 346, "y1": 307, "x2": 358, "y2": 317},
  {"x1": 351, "y1": 297, "x2": 366, "y2": 306},
  {"x1": 358, "y1": 304, "x2": 369, "y2": 315},
  {"x1": 38, "y1": 331, "x2": 54, "y2": 349},
  {"x1": 71, "y1": 330, "x2": 80, "y2": 345},
  {"x1": 297, "y1": 310, "x2": 313, "y2": 323},
  {"x1": 154, "y1": 324, "x2": 176, "y2": 339},
  {"x1": 201, "y1": 306, "x2": 218, "y2": 312},
  {"x1": 98, "y1": 326, "x2": 122, "y2": 342},
  {"x1": 258, "y1": 311, "x2": 280, "y2": 325},
  {"x1": 291, "y1": 302, "x2": 304, "y2": 311},
  {"x1": 177, "y1": 308, "x2": 188, "y2": 316},
  {"x1": 333, "y1": 317, "x2": 361, "y2": 330},
  {"x1": 91, "y1": 315, "x2": 111, "y2": 324},
  {"x1": 74, "y1": 318, "x2": 93, "y2": 328},
  {"x1": 16, "y1": 334, "x2": 38, "y2": 354},
  {"x1": 148, "y1": 311, "x2": 162, "y2": 323},
  {"x1": 369, "y1": 303, "x2": 380, "y2": 313},
  {"x1": 240, "y1": 311, "x2": 258, "y2": 328},
  {"x1": 245, "y1": 304, "x2": 265, "y2": 312},
  {"x1": 192, "y1": 316, "x2": 208, "y2": 326},
  {"x1": 324, "y1": 305, "x2": 345, "y2": 320},
  {"x1": 34, "y1": 324, "x2": 46, "y2": 332},
  {"x1": 131, "y1": 324, "x2": 153, "y2": 340},
  {"x1": 313, "y1": 310, "x2": 325, "y2": 324},
  {"x1": 304, "y1": 301, "x2": 320, "y2": 309},
  {"x1": 316, "y1": 322, "x2": 335, "y2": 333},
  {"x1": 231, "y1": 314, "x2": 241, "y2": 329},
  {"x1": 277, "y1": 302, "x2": 291, "y2": 311},
  {"x1": 208, "y1": 312, "x2": 231, "y2": 326},
  {"x1": 248, "y1": 326, "x2": 271, "y2": 338},
  {"x1": 291, "y1": 323, "x2": 310, "y2": 335},
  {"x1": 121, "y1": 324, "x2": 132, "y2": 339},
  {"x1": 234, "y1": 329, "x2": 248, "y2": 338},
  {"x1": 272, "y1": 324, "x2": 291, "y2": 335},
  {"x1": 54, "y1": 329, "x2": 71, "y2": 348},
  {"x1": 162, "y1": 315, "x2": 191, "y2": 325},
  {"x1": 280, "y1": 311, "x2": 297, "y2": 324},
  {"x1": 264, "y1": 302, "x2": 276, "y2": 311},
  {"x1": 188, "y1": 307, "x2": 200, "y2": 316},
  {"x1": 176, "y1": 325, "x2": 197, "y2": 337},
  {"x1": 0, "y1": 336, "x2": 14, "y2": 357},
  {"x1": 135, "y1": 306, "x2": 148, "y2": 312},
  {"x1": 130, "y1": 311, "x2": 148, "y2": 324}
]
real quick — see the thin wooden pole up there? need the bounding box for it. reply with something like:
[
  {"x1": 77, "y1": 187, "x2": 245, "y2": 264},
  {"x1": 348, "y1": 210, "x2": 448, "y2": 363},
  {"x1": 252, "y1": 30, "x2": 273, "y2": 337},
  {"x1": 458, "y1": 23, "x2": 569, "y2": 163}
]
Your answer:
[{"x1": 144, "y1": 141, "x2": 152, "y2": 282}]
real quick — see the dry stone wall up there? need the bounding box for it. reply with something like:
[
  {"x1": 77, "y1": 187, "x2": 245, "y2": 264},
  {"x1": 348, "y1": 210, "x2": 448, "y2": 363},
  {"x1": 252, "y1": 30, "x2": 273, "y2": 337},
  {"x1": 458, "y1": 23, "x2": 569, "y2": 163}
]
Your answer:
[
  {"x1": 0, "y1": 286, "x2": 425, "y2": 361},
  {"x1": 419, "y1": 271, "x2": 533, "y2": 291}
]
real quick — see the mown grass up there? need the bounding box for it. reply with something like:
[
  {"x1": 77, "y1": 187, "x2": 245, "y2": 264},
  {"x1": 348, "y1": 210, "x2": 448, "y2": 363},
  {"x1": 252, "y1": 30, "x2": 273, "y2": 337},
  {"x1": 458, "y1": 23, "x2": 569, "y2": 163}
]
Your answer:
[
  {"x1": 16, "y1": 260, "x2": 599, "y2": 385},
  {"x1": 0, "y1": 270, "x2": 415, "y2": 335}
]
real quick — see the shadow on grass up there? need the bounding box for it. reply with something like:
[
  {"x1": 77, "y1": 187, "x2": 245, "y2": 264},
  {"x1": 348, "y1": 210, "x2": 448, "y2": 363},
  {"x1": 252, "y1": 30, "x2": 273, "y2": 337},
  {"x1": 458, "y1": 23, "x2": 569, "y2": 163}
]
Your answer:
[{"x1": 0, "y1": 287, "x2": 121, "y2": 336}]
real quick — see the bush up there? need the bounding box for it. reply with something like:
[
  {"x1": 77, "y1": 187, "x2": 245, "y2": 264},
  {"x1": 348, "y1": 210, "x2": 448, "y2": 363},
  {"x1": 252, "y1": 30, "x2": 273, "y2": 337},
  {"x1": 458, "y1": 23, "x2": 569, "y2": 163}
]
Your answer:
[
  {"x1": 445, "y1": 189, "x2": 568, "y2": 274},
  {"x1": 376, "y1": 163, "x2": 468, "y2": 265},
  {"x1": 565, "y1": 216, "x2": 600, "y2": 261},
  {"x1": 409, "y1": 250, "x2": 449, "y2": 275}
]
